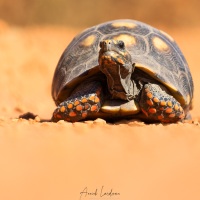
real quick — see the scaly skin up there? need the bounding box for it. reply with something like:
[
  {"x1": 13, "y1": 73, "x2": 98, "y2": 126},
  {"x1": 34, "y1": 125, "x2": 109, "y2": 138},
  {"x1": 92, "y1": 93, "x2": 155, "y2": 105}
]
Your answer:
[
  {"x1": 139, "y1": 83, "x2": 185, "y2": 123},
  {"x1": 52, "y1": 81, "x2": 103, "y2": 122}
]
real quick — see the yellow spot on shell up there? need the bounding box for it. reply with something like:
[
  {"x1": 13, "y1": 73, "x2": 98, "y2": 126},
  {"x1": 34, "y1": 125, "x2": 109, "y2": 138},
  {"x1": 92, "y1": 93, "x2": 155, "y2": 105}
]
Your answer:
[
  {"x1": 113, "y1": 34, "x2": 136, "y2": 46},
  {"x1": 112, "y1": 21, "x2": 137, "y2": 29},
  {"x1": 153, "y1": 37, "x2": 169, "y2": 51},
  {"x1": 81, "y1": 35, "x2": 96, "y2": 47}
]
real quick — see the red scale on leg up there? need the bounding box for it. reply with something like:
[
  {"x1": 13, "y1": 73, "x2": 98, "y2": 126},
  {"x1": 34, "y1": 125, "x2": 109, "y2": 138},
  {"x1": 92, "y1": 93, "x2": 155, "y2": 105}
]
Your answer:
[
  {"x1": 140, "y1": 83, "x2": 185, "y2": 123},
  {"x1": 76, "y1": 104, "x2": 83, "y2": 111},
  {"x1": 52, "y1": 81, "x2": 103, "y2": 122}
]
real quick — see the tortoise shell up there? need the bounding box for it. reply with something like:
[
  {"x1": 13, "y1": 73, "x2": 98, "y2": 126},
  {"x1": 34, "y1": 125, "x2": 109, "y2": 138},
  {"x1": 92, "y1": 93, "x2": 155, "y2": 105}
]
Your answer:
[{"x1": 52, "y1": 19, "x2": 193, "y2": 110}]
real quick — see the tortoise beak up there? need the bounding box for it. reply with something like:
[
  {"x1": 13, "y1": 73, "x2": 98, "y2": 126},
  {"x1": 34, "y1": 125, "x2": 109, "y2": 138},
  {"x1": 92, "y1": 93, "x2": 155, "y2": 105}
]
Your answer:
[{"x1": 100, "y1": 40, "x2": 112, "y2": 52}]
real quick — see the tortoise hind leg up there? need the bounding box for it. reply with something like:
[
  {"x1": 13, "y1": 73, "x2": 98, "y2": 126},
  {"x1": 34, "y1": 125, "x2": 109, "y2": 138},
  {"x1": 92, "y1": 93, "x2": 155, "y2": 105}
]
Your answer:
[
  {"x1": 139, "y1": 83, "x2": 185, "y2": 123},
  {"x1": 52, "y1": 81, "x2": 103, "y2": 122}
]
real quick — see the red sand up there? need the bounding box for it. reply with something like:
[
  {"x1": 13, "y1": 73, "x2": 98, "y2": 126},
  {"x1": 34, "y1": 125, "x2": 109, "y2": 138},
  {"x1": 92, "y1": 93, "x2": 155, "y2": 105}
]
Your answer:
[{"x1": 0, "y1": 21, "x2": 200, "y2": 200}]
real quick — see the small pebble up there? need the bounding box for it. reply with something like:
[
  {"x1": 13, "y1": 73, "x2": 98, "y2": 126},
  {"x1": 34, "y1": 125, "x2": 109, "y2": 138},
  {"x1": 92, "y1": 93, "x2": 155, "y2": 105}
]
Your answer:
[
  {"x1": 34, "y1": 116, "x2": 41, "y2": 122},
  {"x1": 192, "y1": 119, "x2": 200, "y2": 126},
  {"x1": 93, "y1": 118, "x2": 107, "y2": 125},
  {"x1": 84, "y1": 120, "x2": 94, "y2": 125},
  {"x1": 11, "y1": 118, "x2": 19, "y2": 122},
  {"x1": 57, "y1": 120, "x2": 67, "y2": 125},
  {"x1": 127, "y1": 119, "x2": 145, "y2": 127}
]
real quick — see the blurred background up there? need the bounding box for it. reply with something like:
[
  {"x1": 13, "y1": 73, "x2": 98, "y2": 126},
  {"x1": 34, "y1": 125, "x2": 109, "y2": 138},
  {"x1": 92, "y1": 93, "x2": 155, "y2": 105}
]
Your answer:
[
  {"x1": 0, "y1": 0, "x2": 200, "y2": 28},
  {"x1": 0, "y1": 2, "x2": 200, "y2": 200}
]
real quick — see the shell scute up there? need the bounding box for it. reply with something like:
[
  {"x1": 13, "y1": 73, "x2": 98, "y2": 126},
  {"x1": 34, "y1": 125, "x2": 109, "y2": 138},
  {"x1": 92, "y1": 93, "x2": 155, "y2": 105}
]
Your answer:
[{"x1": 52, "y1": 19, "x2": 193, "y2": 110}]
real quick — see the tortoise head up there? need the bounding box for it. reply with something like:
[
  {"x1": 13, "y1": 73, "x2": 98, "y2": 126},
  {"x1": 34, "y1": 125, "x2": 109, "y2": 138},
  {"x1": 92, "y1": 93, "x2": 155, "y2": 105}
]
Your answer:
[{"x1": 98, "y1": 39, "x2": 134, "y2": 101}]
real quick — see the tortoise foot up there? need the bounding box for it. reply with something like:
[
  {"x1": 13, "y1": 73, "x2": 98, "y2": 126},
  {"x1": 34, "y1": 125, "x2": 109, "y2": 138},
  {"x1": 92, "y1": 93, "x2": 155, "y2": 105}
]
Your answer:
[
  {"x1": 52, "y1": 81, "x2": 103, "y2": 122},
  {"x1": 140, "y1": 83, "x2": 185, "y2": 123}
]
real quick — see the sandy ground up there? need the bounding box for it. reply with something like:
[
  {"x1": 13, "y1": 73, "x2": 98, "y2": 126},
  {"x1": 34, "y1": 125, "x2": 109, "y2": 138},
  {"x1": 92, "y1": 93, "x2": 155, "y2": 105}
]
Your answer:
[{"x1": 0, "y1": 20, "x2": 200, "y2": 200}]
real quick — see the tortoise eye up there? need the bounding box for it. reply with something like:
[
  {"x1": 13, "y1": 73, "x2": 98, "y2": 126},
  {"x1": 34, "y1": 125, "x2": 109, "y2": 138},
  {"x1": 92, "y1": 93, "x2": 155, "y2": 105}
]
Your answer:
[{"x1": 118, "y1": 40, "x2": 125, "y2": 49}]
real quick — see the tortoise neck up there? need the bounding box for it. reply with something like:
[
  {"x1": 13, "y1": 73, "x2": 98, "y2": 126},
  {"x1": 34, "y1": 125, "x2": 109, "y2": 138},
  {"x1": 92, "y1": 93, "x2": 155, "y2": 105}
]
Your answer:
[{"x1": 99, "y1": 62, "x2": 134, "y2": 101}]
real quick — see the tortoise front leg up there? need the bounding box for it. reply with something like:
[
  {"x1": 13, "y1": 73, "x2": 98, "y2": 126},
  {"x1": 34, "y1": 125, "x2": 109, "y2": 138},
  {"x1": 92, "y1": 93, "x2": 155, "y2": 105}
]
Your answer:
[
  {"x1": 139, "y1": 83, "x2": 185, "y2": 123},
  {"x1": 52, "y1": 81, "x2": 103, "y2": 122}
]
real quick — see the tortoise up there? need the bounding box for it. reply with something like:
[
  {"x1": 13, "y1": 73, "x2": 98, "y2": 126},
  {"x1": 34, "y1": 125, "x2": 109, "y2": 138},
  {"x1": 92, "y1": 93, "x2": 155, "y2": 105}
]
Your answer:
[{"x1": 51, "y1": 19, "x2": 194, "y2": 123}]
